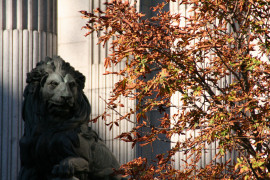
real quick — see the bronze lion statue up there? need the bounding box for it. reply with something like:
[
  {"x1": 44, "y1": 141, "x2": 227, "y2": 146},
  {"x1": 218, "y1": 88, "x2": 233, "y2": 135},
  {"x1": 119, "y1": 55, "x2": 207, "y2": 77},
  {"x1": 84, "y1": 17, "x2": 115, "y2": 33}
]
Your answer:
[{"x1": 18, "y1": 56, "x2": 122, "y2": 180}]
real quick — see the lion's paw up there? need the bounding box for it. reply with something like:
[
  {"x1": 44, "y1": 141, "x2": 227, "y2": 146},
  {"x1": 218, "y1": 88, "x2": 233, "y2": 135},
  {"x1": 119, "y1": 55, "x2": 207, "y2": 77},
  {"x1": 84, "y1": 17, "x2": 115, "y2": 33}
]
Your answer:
[
  {"x1": 52, "y1": 159, "x2": 75, "y2": 178},
  {"x1": 51, "y1": 177, "x2": 79, "y2": 180},
  {"x1": 52, "y1": 157, "x2": 89, "y2": 178}
]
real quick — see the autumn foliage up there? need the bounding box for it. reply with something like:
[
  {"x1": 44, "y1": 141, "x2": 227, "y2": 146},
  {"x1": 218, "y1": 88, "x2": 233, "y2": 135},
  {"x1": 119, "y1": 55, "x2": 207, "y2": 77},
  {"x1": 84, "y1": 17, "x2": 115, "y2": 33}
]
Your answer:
[{"x1": 81, "y1": 0, "x2": 270, "y2": 179}]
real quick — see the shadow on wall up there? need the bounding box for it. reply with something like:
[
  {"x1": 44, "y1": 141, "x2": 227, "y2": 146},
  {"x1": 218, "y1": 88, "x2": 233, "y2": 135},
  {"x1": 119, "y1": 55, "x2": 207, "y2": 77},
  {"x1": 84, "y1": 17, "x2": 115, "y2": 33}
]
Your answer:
[
  {"x1": 0, "y1": 82, "x2": 24, "y2": 180},
  {"x1": 0, "y1": 0, "x2": 57, "y2": 179},
  {"x1": 0, "y1": 28, "x2": 45, "y2": 180}
]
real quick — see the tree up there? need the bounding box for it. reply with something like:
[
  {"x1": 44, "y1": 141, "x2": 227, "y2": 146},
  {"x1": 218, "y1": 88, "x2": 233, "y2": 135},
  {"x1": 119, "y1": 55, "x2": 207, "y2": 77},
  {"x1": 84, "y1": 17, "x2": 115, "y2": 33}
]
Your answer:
[{"x1": 81, "y1": 0, "x2": 270, "y2": 179}]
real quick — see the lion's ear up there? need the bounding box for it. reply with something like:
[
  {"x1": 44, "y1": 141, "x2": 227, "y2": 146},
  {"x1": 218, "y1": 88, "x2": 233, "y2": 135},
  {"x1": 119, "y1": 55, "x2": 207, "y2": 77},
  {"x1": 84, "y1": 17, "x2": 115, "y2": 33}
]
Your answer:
[{"x1": 45, "y1": 56, "x2": 52, "y2": 62}]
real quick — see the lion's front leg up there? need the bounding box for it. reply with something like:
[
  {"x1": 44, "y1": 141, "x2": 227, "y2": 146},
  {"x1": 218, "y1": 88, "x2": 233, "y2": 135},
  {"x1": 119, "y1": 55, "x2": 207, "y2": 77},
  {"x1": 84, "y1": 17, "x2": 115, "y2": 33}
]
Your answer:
[{"x1": 52, "y1": 157, "x2": 89, "y2": 179}]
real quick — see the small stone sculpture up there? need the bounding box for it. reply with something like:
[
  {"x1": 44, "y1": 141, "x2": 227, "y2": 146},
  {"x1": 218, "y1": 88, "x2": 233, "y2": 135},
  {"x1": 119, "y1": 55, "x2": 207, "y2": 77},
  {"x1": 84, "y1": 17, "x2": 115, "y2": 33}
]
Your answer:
[{"x1": 18, "y1": 56, "x2": 121, "y2": 180}]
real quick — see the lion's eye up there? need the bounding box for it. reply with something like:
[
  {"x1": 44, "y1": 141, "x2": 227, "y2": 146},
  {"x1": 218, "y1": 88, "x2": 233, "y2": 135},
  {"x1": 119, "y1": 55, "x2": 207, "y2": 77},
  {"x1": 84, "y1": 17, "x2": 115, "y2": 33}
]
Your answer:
[{"x1": 49, "y1": 81, "x2": 59, "y2": 88}]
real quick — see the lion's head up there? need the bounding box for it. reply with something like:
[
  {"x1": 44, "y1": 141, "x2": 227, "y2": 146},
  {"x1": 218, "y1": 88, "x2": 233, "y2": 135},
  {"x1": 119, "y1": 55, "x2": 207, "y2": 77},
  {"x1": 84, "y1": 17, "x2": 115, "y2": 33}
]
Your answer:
[{"x1": 23, "y1": 56, "x2": 91, "y2": 135}]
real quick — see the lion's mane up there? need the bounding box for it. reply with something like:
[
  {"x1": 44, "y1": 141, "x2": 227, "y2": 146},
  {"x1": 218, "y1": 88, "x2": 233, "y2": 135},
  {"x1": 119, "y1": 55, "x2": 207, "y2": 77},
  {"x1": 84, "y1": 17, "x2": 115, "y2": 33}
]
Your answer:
[{"x1": 22, "y1": 56, "x2": 90, "y2": 136}]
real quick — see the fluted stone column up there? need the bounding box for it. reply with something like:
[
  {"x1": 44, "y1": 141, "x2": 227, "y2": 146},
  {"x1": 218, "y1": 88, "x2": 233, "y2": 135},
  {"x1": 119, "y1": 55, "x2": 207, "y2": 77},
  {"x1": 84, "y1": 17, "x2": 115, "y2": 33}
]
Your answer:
[{"x1": 0, "y1": 0, "x2": 57, "y2": 179}]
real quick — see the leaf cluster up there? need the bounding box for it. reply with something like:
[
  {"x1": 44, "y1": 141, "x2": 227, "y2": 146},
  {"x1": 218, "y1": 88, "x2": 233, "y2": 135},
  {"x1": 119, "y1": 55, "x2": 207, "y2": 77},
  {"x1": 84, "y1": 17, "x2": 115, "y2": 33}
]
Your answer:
[{"x1": 81, "y1": 0, "x2": 270, "y2": 179}]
